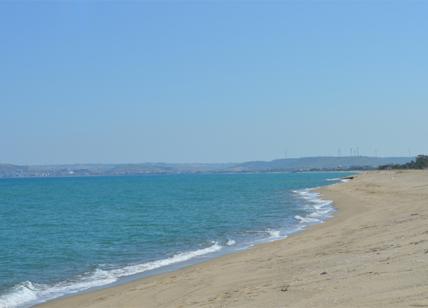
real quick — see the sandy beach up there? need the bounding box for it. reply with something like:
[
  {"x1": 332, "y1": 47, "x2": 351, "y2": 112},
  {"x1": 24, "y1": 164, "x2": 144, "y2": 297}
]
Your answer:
[{"x1": 40, "y1": 170, "x2": 428, "y2": 308}]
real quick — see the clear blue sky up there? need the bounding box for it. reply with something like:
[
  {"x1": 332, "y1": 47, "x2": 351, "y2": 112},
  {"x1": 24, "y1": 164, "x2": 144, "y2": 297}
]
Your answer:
[{"x1": 1, "y1": 1, "x2": 427, "y2": 165}]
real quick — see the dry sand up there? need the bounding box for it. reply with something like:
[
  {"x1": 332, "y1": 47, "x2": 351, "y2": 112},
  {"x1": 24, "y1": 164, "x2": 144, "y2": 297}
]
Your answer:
[{"x1": 40, "y1": 170, "x2": 428, "y2": 308}]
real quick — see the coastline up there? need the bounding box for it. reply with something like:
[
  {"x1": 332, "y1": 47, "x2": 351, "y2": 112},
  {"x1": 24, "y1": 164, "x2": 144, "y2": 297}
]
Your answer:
[
  {"x1": 1, "y1": 173, "x2": 344, "y2": 308},
  {"x1": 40, "y1": 170, "x2": 428, "y2": 307}
]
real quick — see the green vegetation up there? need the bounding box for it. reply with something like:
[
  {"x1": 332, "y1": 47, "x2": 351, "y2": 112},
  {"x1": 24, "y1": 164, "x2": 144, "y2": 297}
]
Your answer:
[{"x1": 379, "y1": 155, "x2": 428, "y2": 170}]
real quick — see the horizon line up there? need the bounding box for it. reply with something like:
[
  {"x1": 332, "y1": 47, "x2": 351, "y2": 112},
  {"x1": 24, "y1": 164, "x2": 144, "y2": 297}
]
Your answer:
[{"x1": 0, "y1": 155, "x2": 417, "y2": 167}]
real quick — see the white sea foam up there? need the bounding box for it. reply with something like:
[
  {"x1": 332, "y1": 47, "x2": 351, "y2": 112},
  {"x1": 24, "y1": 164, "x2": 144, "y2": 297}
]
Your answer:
[
  {"x1": 0, "y1": 242, "x2": 223, "y2": 308},
  {"x1": 226, "y1": 239, "x2": 236, "y2": 246},
  {"x1": 292, "y1": 188, "x2": 335, "y2": 226},
  {"x1": 294, "y1": 215, "x2": 321, "y2": 224},
  {"x1": 327, "y1": 177, "x2": 352, "y2": 183},
  {"x1": 326, "y1": 177, "x2": 341, "y2": 181},
  {"x1": 267, "y1": 229, "x2": 281, "y2": 238}
]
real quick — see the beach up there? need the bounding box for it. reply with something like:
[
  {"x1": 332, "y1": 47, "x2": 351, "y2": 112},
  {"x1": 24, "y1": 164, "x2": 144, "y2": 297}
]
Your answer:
[{"x1": 40, "y1": 170, "x2": 428, "y2": 308}]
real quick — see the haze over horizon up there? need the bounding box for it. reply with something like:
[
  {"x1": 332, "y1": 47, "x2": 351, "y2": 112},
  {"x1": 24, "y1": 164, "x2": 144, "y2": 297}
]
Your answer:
[
  {"x1": 1, "y1": 2, "x2": 427, "y2": 165},
  {"x1": 0, "y1": 154, "x2": 417, "y2": 167}
]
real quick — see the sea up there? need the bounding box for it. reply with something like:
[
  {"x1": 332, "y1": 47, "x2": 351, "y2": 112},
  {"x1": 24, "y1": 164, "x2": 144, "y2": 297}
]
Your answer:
[{"x1": 0, "y1": 172, "x2": 352, "y2": 307}]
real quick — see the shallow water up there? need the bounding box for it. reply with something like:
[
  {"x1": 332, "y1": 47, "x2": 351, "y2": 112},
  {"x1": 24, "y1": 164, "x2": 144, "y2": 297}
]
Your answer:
[{"x1": 0, "y1": 172, "x2": 351, "y2": 307}]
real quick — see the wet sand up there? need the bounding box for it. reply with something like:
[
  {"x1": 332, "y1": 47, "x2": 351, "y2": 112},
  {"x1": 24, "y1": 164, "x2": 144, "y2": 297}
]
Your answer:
[{"x1": 40, "y1": 170, "x2": 428, "y2": 307}]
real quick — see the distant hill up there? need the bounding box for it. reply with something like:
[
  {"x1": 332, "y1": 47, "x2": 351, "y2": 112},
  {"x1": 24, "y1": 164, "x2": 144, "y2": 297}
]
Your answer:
[
  {"x1": 0, "y1": 156, "x2": 414, "y2": 178},
  {"x1": 0, "y1": 164, "x2": 30, "y2": 178},
  {"x1": 227, "y1": 156, "x2": 414, "y2": 172},
  {"x1": 379, "y1": 155, "x2": 428, "y2": 170},
  {"x1": 0, "y1": 162, "x2": 235, "y2": 178}
]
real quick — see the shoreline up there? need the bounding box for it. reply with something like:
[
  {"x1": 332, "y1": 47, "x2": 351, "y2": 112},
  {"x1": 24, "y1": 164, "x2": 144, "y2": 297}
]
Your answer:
[
  {"x1": 40, "y1": 170, "x2": 428, "y2": 307},
  {"x1": 0, "y1": 172, "x2": 346, "y2": 308},
  {"x1": 21, "y1": 175, "x2": 342, "y2": 307}
]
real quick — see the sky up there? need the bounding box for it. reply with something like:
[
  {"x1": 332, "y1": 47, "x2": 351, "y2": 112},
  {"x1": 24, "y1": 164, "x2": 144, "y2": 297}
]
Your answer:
[{"x1": 1, "y1": 1, "x2": 427, "y2": 165}]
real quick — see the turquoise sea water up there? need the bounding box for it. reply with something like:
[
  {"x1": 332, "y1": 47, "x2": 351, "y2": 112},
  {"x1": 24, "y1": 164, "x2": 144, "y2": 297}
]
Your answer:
[{"x1": 0, "y1": 172, "x2": 351, "y2": 307}]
